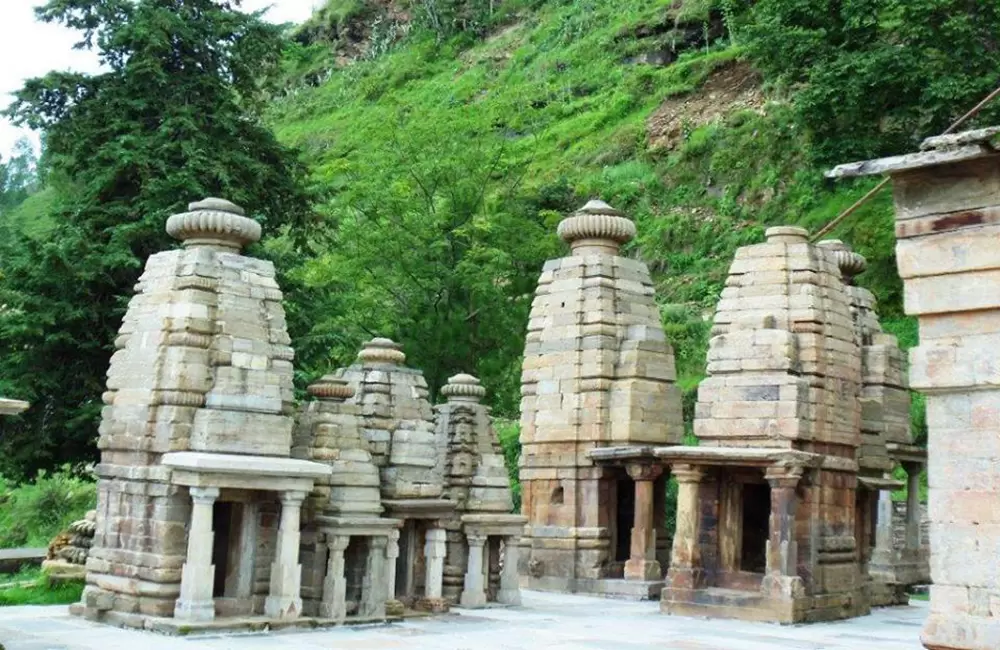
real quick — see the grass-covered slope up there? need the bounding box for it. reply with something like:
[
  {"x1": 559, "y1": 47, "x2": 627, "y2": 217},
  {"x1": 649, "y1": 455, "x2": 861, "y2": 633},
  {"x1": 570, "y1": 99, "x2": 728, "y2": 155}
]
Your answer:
[{"x1": 267, "y1": 0, "x2": 918, "y2": 428}]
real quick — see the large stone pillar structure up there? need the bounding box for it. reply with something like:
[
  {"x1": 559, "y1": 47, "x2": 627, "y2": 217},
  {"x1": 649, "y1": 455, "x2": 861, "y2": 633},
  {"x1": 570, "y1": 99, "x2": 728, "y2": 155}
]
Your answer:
[
  {"x1": 829, "y1": 126, "x2": 1000, "y2": 650},
  {"x1": 519, "y1": 200, "x2": 684, "y2": 596}
]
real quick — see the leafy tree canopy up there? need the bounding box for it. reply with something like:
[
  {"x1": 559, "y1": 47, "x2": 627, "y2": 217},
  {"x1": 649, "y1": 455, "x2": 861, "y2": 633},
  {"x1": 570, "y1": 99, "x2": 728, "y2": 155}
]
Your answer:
[
  {"x1": 0, "y1": 0, "x2": 312, "y2": 478},
  {"x1": 740, "y1": 0, "x2": 1000, "y2": 162}
]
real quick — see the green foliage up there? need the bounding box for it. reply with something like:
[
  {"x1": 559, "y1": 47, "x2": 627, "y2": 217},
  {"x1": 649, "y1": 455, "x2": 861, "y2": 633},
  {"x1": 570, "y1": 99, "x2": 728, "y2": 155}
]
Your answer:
[
  {"x1": 740, "y1": 0, "x2": 1000, "y2": 163},
  {"x1": 0, "y1": 0, "x2": 313, "y2": 478},
  {"x1": 0, "y1": 467, "x2": 96, "y2": 549},
  {"x1": 0, "y1": 567, "x2": 85, "y2": 606},
  {"x1": 0, "y1": 138, "x2": 40, "y2": 215},
  {"x1": 495, "y1": 419, "x2": 521, "y2": 511}
]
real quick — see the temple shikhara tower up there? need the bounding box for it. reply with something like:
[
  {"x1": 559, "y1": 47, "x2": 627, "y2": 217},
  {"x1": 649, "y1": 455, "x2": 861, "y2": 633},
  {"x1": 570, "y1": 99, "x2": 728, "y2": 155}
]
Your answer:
[
  {"x1": 522, "y1": 202, "x2": 919, "y2": 623},
  {"x1": 519, "y1": 200, "x2": 685, "y2": 598},
  {"x1": 74, "y1": 199, "x2": 523, "y2": 634}
]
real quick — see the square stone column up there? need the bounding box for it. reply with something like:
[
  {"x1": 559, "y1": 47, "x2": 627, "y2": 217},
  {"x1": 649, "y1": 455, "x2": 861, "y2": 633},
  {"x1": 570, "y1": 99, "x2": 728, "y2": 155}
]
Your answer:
[
  {"x1": 872, "y1": 489, "x2": 896, "y2": 563},
  {"x1": 460, "y1": 533, "x2": 488, "y2": 607},
  {"x1": 829, "y1": 129, "x2": 1000, "y2": 650},
  {"x1": 763, "y1": 466, "x2": 803, "y2": 582},
  {"x1": 665, "y1": 465, "x2": 704, "y2": 591},
  {"x1": 498, "y1": 535, "x2": 521, "y2": 606},
  {"x1": 320, "y1": 535, "x2": 350, "y2": 621},
  {"x1": 360, "y1": 536, "x2": 388, "y2": 618},
  {"x1": 624, "y1": 464, "x2": 663, "y2": 581},
  {"x1": 424, "y1": 527, "x2": 447, "y2": 598},
  {"x1": 265, "y1": 490, "x2": 307, "y2": 619},
  {"x1": 903, "y1": 461, "x2": 923, "y2": 552},
  {"x1": 174, "y1": 486, "x2": 219, "y2": 621}
]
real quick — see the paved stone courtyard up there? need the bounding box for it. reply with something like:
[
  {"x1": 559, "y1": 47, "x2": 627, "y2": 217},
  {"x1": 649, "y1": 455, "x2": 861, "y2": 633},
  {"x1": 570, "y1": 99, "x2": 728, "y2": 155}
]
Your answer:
[{"x1": 0, "y1": 591, "x2": 926, "y2": 650}]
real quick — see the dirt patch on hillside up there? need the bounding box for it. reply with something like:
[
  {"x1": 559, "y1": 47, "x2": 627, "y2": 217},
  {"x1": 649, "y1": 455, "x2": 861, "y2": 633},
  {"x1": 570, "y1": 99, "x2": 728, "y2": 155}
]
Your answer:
[{"x1": 646, "y1": 61, "x2": 765, "y2": 151}]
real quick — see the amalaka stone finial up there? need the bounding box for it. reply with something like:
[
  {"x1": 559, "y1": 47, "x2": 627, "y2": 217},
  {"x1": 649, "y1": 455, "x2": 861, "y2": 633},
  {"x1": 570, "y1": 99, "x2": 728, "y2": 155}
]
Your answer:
[
  {"x1": 818, "y1": 239, "x2": 867, "y2": 284},
  {"x1": 557, "y1": 199, "x2": 637, "y2": 256},
  {"x1": 166, "y1": 197, "x2": 262, "y2": 251},
  {"x1": 765, "y1": 226, "x2": 809, "y2": 245},
  {"x1": 357, "y1": 337, "x2": 406, "y2": 365},
  {"x1": 440, "y1": 373, "x2": 486, "y2": 403},
  {"x1": 307, "y1": 375, "x2": 354, "y2": 401}
]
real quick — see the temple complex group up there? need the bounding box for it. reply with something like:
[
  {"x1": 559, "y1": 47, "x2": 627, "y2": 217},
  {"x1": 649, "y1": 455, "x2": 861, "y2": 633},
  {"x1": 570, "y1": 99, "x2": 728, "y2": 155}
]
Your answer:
[
  {"x1": 71, "y1": 198, "x2": 523, "y2": 632},
  {"x1": 11, "y1": 125, "x2": 1000, "y2": 650}
]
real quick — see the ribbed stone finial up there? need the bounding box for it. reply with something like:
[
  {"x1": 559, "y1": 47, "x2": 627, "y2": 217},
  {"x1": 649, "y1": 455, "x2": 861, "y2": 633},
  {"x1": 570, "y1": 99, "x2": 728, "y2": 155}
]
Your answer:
[
  {"x1": 818, "y1": 239, "x2": 868, "y2": 284},
  {"x1": 440, "y1": 373, "x2": 486, "y2": 403},
  {"x1": 307, "y1": 375, "x2": 354, "y2": 401},
  {"x1": 357, "y1": 337, "x2": 406, "y2": 365},
  {"x1": 166, "y1": 197, "x2": 262, "y2": 251},
  {"x1": 765, "y1": 226, "x2": 809, "y2": 244},
  {"x1": 557, "y1": 200, "x2": 637, "y2": 256}
]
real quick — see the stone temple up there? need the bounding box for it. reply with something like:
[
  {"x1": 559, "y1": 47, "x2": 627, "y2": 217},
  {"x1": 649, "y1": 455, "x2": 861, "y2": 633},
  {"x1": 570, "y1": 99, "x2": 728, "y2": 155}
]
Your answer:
[
  {"x1": 73, "y1": 198, "x2": 523, "y2": 632},
  {"x1": 518, "y1": 200, "x2": 685, "y2": 599},
  {"x1": 521, "y1": 201, "x2": 921, "y2": 623}
]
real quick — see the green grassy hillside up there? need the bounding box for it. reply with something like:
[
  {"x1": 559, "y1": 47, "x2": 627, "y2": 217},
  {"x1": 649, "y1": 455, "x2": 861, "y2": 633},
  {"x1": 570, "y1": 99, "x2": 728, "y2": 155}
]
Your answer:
[{"x1": 266, "y1": 0, "x2": 923, "y2": 436}]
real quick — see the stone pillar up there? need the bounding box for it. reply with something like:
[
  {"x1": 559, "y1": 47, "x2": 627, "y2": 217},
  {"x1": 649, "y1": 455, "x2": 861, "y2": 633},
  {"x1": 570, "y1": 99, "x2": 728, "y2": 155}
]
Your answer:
[
  {"x1": 903, "y1": 462, "x2": 922, "y2": 552},
  {"x1": 265, "y1": 490, "x2": 306, "y2": 619},
  {"x1": 829, "y1": 129, "x2": 1000, "y2": 650},
  {"x1": 460, "y1": 533, "x2": 488, "y2": 607},
  {"x1": 873, "y1": 489, "x2": 895, "y2": 562},
  {"x1": 320, "y1": 535, "x2": 350, "y2": 620},
  {"x1": 385, "y1": 527, "x2": 401, "y2": 607},
  {"x1": 666, "y1": 465, "x2": 703, "y2": 590},
  {"x1": 498, "y1": 535, "x2": 521, "y2": 606},
  {"x1": 360, "y1": 536, "x2": 388, "y2": 618},
  {"x1": 764, "y1": 467, "x2": 802, "y2": 579},
  {"x1": 424, "y1": 527, "x2": 447, "y2": 600},
  {"x1": 174, "y1": 486, "x2": 219, "y2": 621},
  {"x1": 624, "y1": 464, "x2": 664, "y2": 582}
]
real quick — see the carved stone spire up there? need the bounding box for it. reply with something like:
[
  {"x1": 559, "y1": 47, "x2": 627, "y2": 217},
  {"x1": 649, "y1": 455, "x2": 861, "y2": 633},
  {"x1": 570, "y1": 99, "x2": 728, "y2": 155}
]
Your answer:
[
  {"x1": 165, "y1": 198, "x2": 261, "y2": 251},
  {"x1": 556, "y1": 200, "x2": 637, "y2": 256}
]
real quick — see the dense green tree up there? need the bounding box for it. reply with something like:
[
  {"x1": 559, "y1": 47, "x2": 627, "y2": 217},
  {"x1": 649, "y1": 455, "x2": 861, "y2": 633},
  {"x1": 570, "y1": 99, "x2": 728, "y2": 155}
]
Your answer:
[
  {"x1": 740, "y1": 0, "x2": 1000, "y2": 162},
  {"x1": 288, "y1": 112, "x2": 561, "y2": 415},
  {"x1": 0, "y1": 138, "x2": 40, "y2": 214},
  {"x1": 0, "y1": 0, "x2": 312, "y2": 478}
]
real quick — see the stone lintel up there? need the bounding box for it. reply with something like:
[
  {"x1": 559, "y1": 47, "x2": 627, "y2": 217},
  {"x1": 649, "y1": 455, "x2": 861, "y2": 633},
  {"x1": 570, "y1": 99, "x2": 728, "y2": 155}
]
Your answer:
[
  {"x1": 857, "y1": 476, "x2": 905, "y2": 491},
  {"x1": 316, "y1": 516, "x2": 401, "y2": 537},
  {"x1": 461, "y1": 514, "x2": 527, "y2": 538},
  {"x1": 653, "y1": 446, "x2": 822, "y2": 469},
  {"x1": 162, "y1": 452, "x2": 332, "y2": 479},
  {"x1": 826, "y1": 144, "x2": 996, "y2": 178},
  {"x1": 0, "y1": 398, "x2": 29, "y2": 416},
  {"x1": 381, "y1": 499, "x2": 455, "y2": 519},
  {"x1": 885, "y1": 443, "x2": 928, "y2": 465},
  {"x1": 169, "y1": 470, "x2": 316, "y2": 493},
  {"x1": 588, "y1": 445, "x2": 663, "y2": 464}
]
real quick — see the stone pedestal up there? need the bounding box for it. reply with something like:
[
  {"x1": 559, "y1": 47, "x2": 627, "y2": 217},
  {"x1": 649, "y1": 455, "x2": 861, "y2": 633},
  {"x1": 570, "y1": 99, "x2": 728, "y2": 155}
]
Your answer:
[
  {"x1": 497, "y1": 535, "x2": 521, "y2": 605},
  {"x1": 664, "y1": 465, "x2": 703, "y2": 594},
  {"x1": 417, "y1": 527, "x2": 449, "y2": 611},
  {"x1": 360, "y1": 537, "x2": 388, "y2": 618},
  {"x1": 174, "y1": 487, "x2": 219, "y2": 622},
  {"x1": 320, "y1": 535, "x2": 350, "y2": 620},
  {"x1": 460, "y1": 534, "x2": 488, "y2": 607},
  {"x1": 265, "y1": 491, "x2": 306, "y2": 619},
  {"x1": 624, "y1": 464, "x2": 663, "y2": 582}
]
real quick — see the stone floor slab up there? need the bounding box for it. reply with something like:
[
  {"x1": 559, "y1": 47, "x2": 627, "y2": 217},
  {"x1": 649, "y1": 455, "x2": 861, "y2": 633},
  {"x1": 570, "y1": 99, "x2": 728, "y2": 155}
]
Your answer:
[{"x1": 0, "y1": 592, "x2": 927, "y2": 650}]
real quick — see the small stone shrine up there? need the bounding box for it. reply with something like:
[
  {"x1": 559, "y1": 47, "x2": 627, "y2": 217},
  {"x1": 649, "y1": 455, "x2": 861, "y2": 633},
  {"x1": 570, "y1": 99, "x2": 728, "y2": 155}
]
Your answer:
[
  {"x1": 75, "y1": 198, "x2": 332, "y2": 630},
  {"x1": 519, "y1": 200, "x2": 685, "y2": 599},
  {"x1": 579, "y1": 224, "x2": 913, "y2": 623},
  {"x1": 328, "y1": 340, "x2": 525, "y2": 612},
  {"x1": 829, "y1": 126, "x2": 1000, "y2": 650}
]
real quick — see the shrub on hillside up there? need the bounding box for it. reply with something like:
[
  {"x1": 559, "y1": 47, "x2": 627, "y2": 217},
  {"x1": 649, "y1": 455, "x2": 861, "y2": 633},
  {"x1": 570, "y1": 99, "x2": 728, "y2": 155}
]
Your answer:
[{"x1": 0, "y1": 466, "x2": 96, "y2": 549}]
